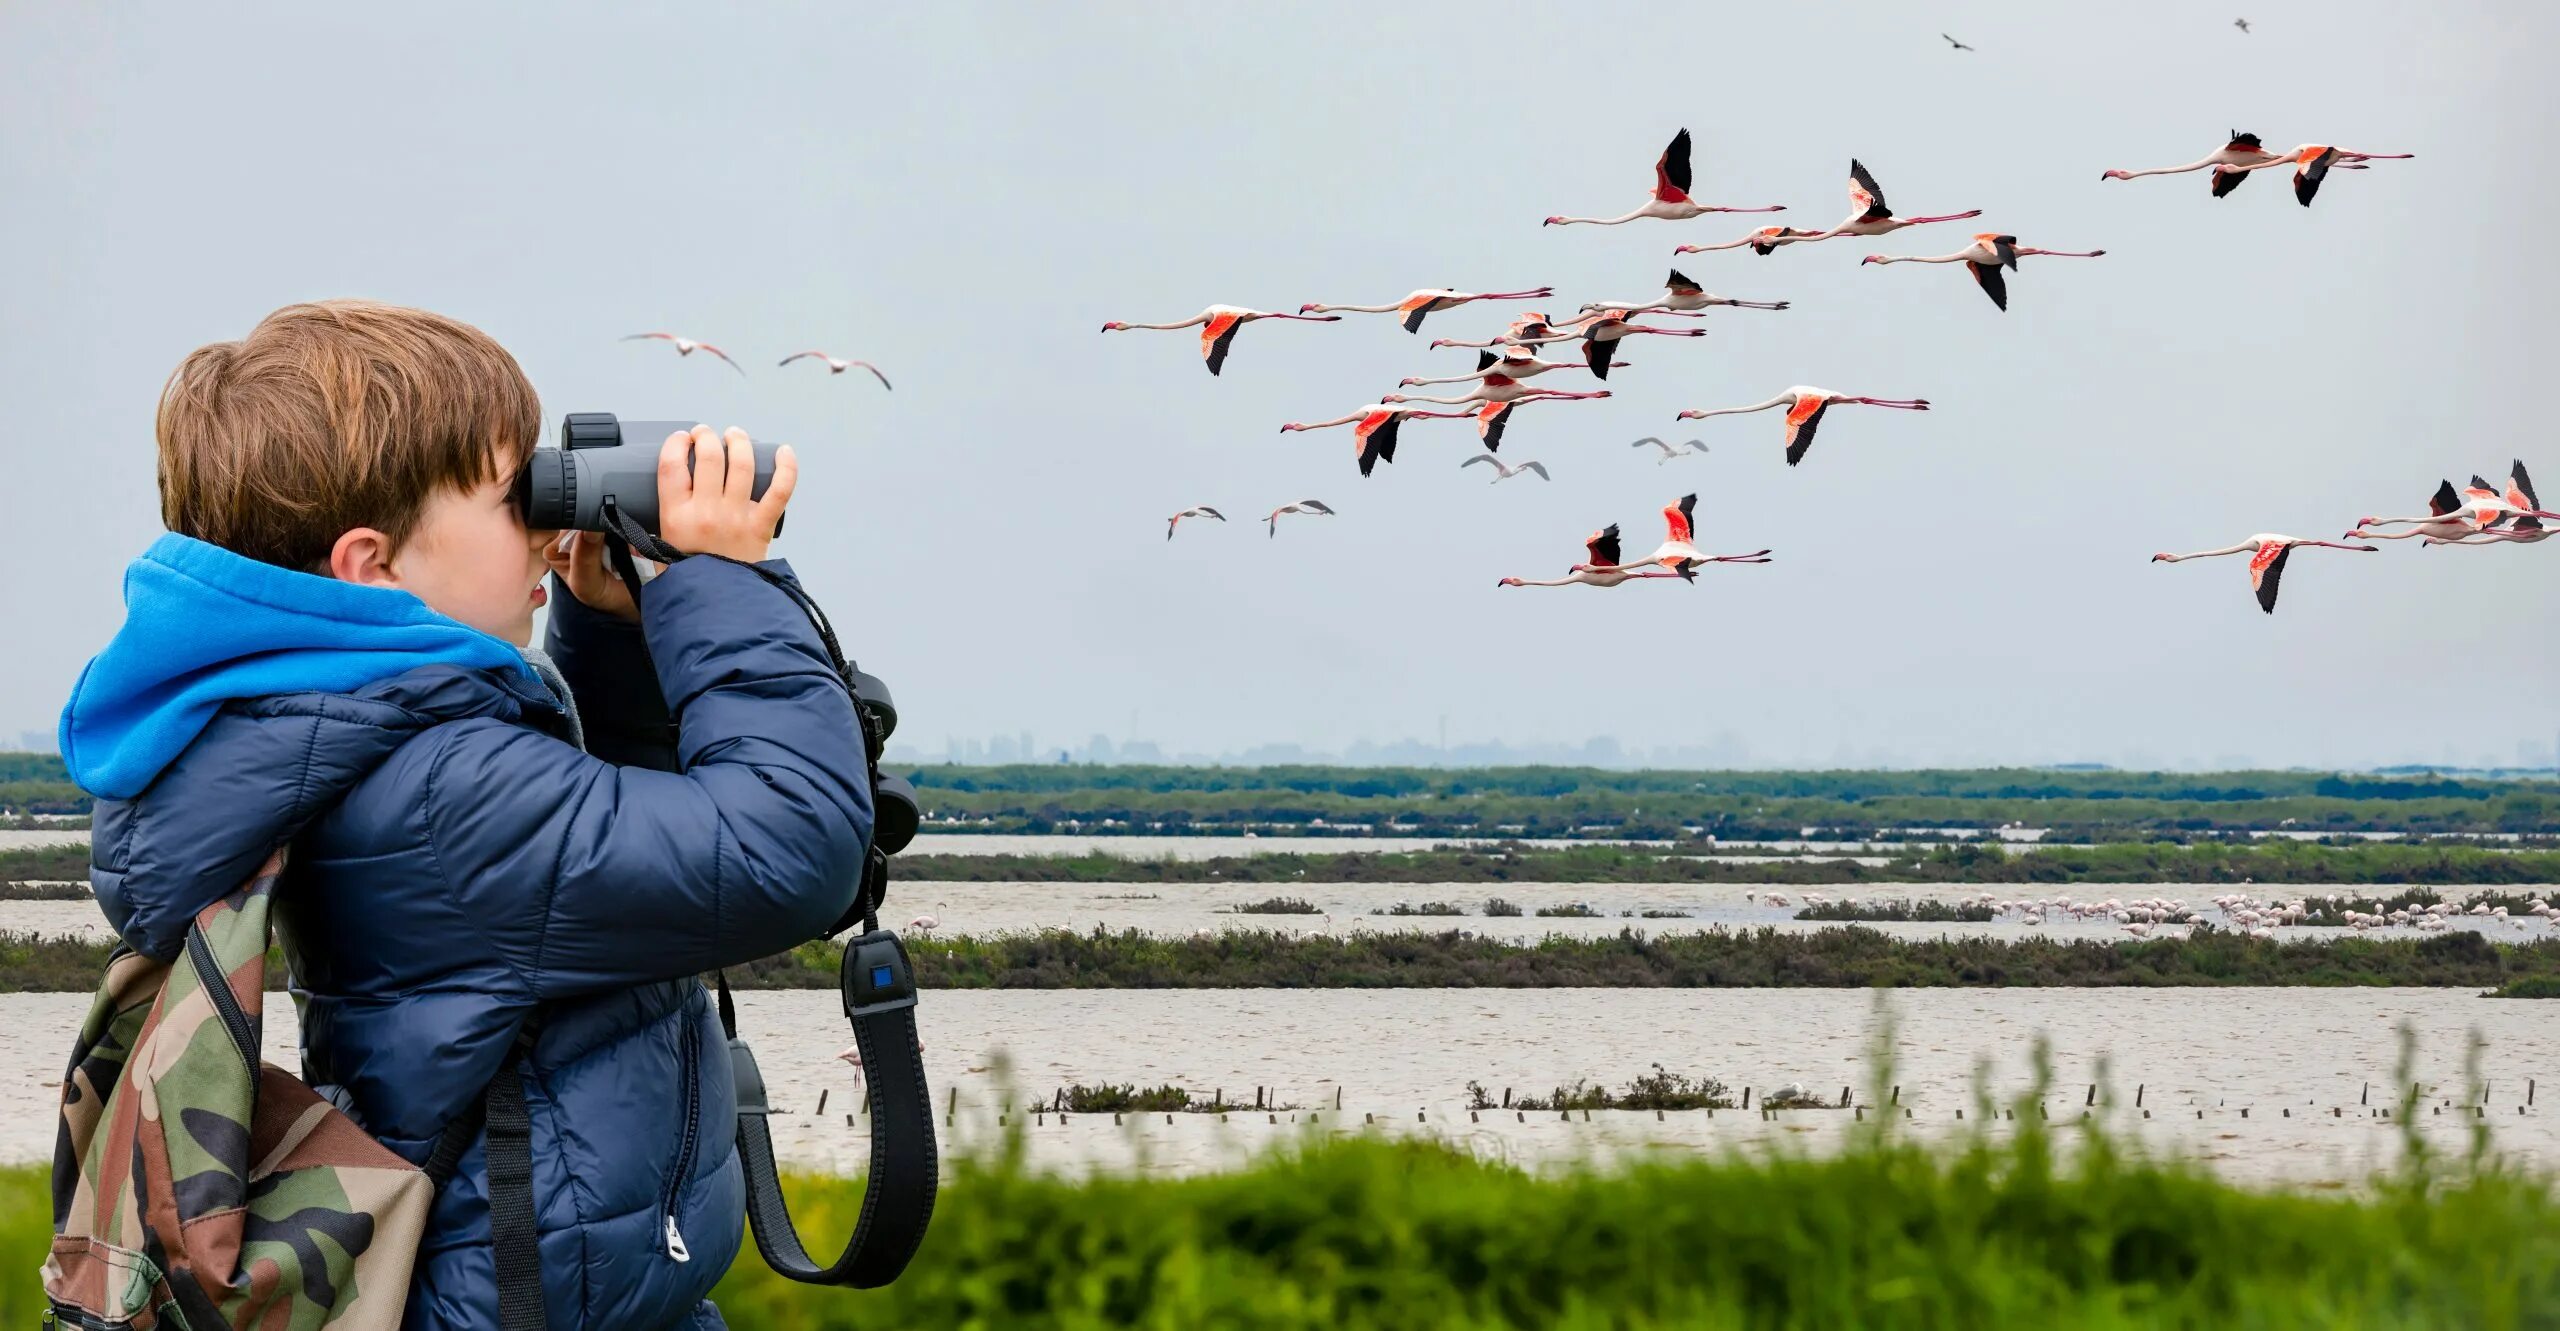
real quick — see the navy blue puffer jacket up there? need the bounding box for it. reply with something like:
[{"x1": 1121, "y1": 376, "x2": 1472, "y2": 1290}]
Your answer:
[{"x1": 73, "y1": 549, "x2": 870, "y2": 1329}]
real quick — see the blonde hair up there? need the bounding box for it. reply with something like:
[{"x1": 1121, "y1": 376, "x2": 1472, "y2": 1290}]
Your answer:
[{"x1": 156, "y1": 299, "x2": 541, "y2": 570}]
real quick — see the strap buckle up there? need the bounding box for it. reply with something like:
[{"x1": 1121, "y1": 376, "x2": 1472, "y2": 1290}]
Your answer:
[{"x1": 841, "y1": 930, "x2": 916, "y2": 1020}]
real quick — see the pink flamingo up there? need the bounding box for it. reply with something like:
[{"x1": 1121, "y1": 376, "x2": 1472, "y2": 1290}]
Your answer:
[
  {"x1": 1582, "y1": 269, "x2": 1790, "y2": 317},
  {"x1": 620, "y1": 332, "x2": 744, "y2": 374},
  {"x1": 1861, "y1": 234, "x2": 2106, "y2": 311},
  {"x1": 1402, "y1": 347, "x2": 1622, "y2": 387},
  {"x1": 1166, "y1": 506, "x2": 1226, "y2": 541},
  {"x1": 1468, "y1": 393, "x2": 1611, "y2": 451},
  {"x1": 1579, "y1": 311, "x2": 1708, "y2": 379},
  {"x1": 777, "y1": 351, "x2": 892, "y2": 389},
  {"x1": 1498, "y1": 525, "x2": 1691, "y2": 588},
  {"x1": 2212, "y1": 144, "x2": 2413, "y2": 207},
  {"x1": 2347, "y1": 480, "x2": 2477, "y2": 544},
  {"x1": 1101, "y1": 306, "x2": 1342, "y2": 375},
  {"x1": 2101, "y1": 131, "x2": 2284, "y2": 197},
  {"x1": 1589, "y1": 494, "x2": 1772, "y2": 581},
  {"x1": 1281, "y1": 403, "x2": 1477, "y2": 476},
  {"x1": 1543, "y1": 129, "x2": 1785, "y2": 226},
  {"x1": 1676, "y1": 387, "x2": 1931, "y2": 467},
  {"x1": 1674, "y1": 225, "x2": 1829, "y2": 257},
  {"x1": 2150, "y1": 535, "x2": 2379, "y2": 613},
  {"x1": 1798, "y1": 160, "x2": 1983, "y2": 240},
  {"x1": 1300, "y1": 287, "x2": 1554, "y2": 335}
]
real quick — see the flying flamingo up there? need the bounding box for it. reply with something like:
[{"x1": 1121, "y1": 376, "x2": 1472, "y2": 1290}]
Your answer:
[
  {"x1": 1497, "y1": 525, "x2": 1690, "y2": 588},
  {"x1": 1265, "y1": 499, "x2": 1336, "y2": 537},
  {"x1": 1630, "y1": 437, "x2": 1710, "y2": 464},
  {"x1": 1579, "y1": 312, "x2": 1708, "y2": 379},
  {"x1": 2101, "y1": 131, "x2": 2282, "y2": 197},
  {"x1": 1099, "y1": 305, "x2": 1342, "y2": 375},
  {"x1": 1385, "y1": 380, "x2": 1610, "y2": 408},
  {"x1": 1402, "y1": 347, "x2": 1622, "y2": 387},
  {"x1": 2453, "y1": 468, "x2": 2560, "y2": 528},
  {"x1": 2150, "y1": 535, "x2": 2378, "y2": 613},
  {"x1": 1542, "y1": 128, "x2": 1786, "y2": 227},
  {"x1": 1582, "y1": 269, "x2": 1790, "y2": 317},
  {"x1": 1471, "y1": 393, "x2": 1611, "y2": 451},
  {"x1": 2347, "y1": 480, "x2": 2475, "y2": 544},
  {"x1": 620, "y1": 332, "x2": 744, "y2": 374},
  {"x1": 1299, "y1": 288, "x2": 1554, "y2": 335},
  {"x1": 1590, "y1": 493, "x2": 1772, "y2": 581},
  {"x1": 1674, "y1": 226, "x2": 1828, "y2": 257},
  {"x1": 777, "y1": 351, "x2": 893, "y2": 389},
  {"x1": 1676, "y1": 387, "x2": 1931, "y2": 467},
  {"x1": 1861, "y1": 235, "x2": 2107, "y2": 311},
  {"x1": 1429, "y1": 311, "x2": 1607, "y2": 350},
  {"x1": 1943, "y1": 33, "x2": 1975, "y2": 50},
  {"x1": 1462, "y1": 455, "x2": 1551, "y2": 483},
  {"x1": 1798, "y1": 160, "x2": 1983, "y2": 241},
  {"x1": 2436, "y1": 463, "x2": 2557, "y2": 545},
  {"x1": 2211, "y1": 144, "x2": 2413, "y2": 206},
  {"x1": 1166, "y1": 506, "x2": 1226, "y2": 541},
  {"x1": 1280, "y1": 404, "x2": 1475, "y2": 476}
]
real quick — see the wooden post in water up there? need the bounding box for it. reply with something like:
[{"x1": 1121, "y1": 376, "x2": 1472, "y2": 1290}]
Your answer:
[
  {"x1": 2531, "y1": 1079, "x2": 2538, "y2": 1107},
  {"x1": 816, "y1": 1089, "x2": 829, "y2": 1117},
  {"x1": 1838, "y1": 1086, "x2": 1851, "y2": 1108},
  {"x1": 2134, "y1": 1084, "x2": 2143, "y2": 1109},
  {"x1": 2361, "y1": 1082, "x2": 2370, "y2": 1106},
  {"x1": 1214, "y1": 1088, "x2": 1222, "y2": 1110},
  {"x1": 1891, "y1": 1085, "x2": 1901, "y2": 1106},
  {"x1": 1502, "y1": 1088, "x2": 1511, "y2": 1109},
  {"x1": 1742, "y1": 1087, "x2": 1753, "y2": 1110},
  {"x1": 1336, "y1": 1086, "x2": 1344, "y2": 1111},
  {"x1": 2085, "y1": 1084, "x2": 2097, "y2": 1107}
]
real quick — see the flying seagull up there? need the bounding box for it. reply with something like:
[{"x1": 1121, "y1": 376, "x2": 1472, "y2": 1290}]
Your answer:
[
  {"x1": 1942, "y1": 32, "x2": 1975, "y2": 50},
  {"x1": 2233, "y1": 17, "x2": 2250, "y2": 32}
]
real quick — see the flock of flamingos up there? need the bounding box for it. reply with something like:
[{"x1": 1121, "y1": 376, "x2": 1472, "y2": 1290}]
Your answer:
[{"x1": 1085, "y1": 126, "x2": 2557, "y2": 612}]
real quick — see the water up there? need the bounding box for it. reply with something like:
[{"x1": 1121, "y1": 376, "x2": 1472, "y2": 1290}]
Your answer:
[
  {"x1": 0, "y1": 830, "x2": 87, "y2": 850},
  {"x1": 0, "y1": 989, "x2": 2547, "y2": 1186}
]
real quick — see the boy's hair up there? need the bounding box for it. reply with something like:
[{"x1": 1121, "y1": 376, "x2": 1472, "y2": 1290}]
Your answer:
[{"x1": 156, "y1": 300, "x2": 542, "y2": 571}]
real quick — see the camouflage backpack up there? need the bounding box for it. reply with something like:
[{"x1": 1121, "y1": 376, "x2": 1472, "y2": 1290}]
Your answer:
[{"x1": 45, "y1": 851, "x2": 431, "y2": 1329}]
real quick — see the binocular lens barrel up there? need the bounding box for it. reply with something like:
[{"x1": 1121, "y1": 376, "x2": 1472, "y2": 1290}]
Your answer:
[{"x1": 517, "y1": 413, "x2": 779, "y2": 534}]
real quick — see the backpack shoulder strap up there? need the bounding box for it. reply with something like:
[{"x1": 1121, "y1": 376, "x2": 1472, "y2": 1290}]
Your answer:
[{"x1": 425, "y1": 1016, "x2": 548, "y2": 1331}]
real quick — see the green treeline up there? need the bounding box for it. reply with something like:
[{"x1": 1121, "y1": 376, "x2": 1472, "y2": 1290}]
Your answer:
[
  {"x1": 13, "y1": 756, "x2": 2560, "y2": 832},
  {"x1": 17, "y1": 1110, "x2": 2550, "y2": 1329},
  {"x1": 892, "y1": 841, "x2": 2560, "y2": 885}
]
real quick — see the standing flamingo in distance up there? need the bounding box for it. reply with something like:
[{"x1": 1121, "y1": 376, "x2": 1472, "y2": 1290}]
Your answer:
[
  {"x1": 1579, "y1": 312, "x2": 1708, "y2": 379},
  {"x1": 1591, "y1": 493, "x2": 1772, "y2": 581},
  {"x1": 1861, "y1": 235, "x2": 2107, "y2": 311},
  {"x1": 1265, "y1": 500, "x2": 1336, "y2": 538},
  {"x1": 1542, "y1": 128, "x2": 1786, "y2": 226},
  {"x1": 2150, "y1": 535, "x2": 2378, "y2": 613},
  {"x1": 1674, "y1": 225, "x2": 1828, "y2": 256},
  {"x1": 1799, "y1": 160, "x2": 1983, "y2": 241},
  {"x1": 1498, "y1": 525, "x2": 1690, "y2": 588},
  {"x1": 1462, "y1": 455, "x2": 1550, "y2": 483},
  {"x1": 2102, "y1": 131, "x2": 2282, "y2": 196},
  {"x1": 1677, "y1": 387, "x2": 1930, "y2": 467},
  {"x1": 777, "y1": 351, "x2": 892, "y2": 389},
  {"x1": 1099, "y1": 305, "x2": 1342, "y2": 375},
  {"x1": 1583, "y1": 269, "x2": 1790, "y2": 317},
  {"x1": 1402, "y1": 348, "x2": 1621, "y2": 387},
  {"x1": 1299, "y1": 288, "x2": 1554, "y2": 335},
  {"x1": 2347, "y1": 480, "x2": 2475, "y2": 544},
  {"x1": 1630, "y1": 437, "x2": 1710, "y2": 464},
  {"x1": 1166, "y1": 506, "x2": 1225, "y2": 541},
  {"x1": 2212, "y1": 144, "x2": 2413, "y2": 206},
  {"x1": 1280, "y1": 404, "x2": 1475, "y2": 476},
  {"x1": 620, "y1": 332, "x2": 744, "y2": 374}
]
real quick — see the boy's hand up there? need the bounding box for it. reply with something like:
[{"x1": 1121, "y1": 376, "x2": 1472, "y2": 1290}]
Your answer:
[
  {"x1": 545, "y1": 532, "x2": 649, "y2": 622},
  {"x1": 660, "y1": 425, "x2": 797, "y2": 564}
]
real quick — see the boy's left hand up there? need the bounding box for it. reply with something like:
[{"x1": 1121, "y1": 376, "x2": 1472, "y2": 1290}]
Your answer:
[{"x1": 546, "y1": 532, "x2": 656, "y2": 623}]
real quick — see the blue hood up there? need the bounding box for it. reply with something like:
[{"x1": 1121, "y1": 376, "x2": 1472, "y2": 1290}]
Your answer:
[{"x1": 60, "y1": 533, "x2": 534, "y2": 799}]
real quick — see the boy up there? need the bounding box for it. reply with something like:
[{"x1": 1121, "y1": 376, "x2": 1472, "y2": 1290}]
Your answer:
[{"x1": 57, "y1": 300, "x2": 870, "y2": 1329}]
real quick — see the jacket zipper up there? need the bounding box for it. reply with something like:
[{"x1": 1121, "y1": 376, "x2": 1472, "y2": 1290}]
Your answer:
[
  {"x1": 186, "y1": 929, "x2": 257, "y2": 1075},
  {"x1": 660, "y1": 1009, "x2": 703, "y2": 1262}
]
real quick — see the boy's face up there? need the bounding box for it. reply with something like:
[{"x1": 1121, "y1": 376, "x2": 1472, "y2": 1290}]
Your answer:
[{"x1": 376, "y1": 473, "x2": 558, "y2": 645}]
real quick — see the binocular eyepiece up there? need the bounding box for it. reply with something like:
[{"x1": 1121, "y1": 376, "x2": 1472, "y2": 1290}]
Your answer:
[
  {"x1": 519, "y1": 413, "x2": 913, "y2": 856},
  {"x1": 513, "y1": 412, "x2": 785, "y2": 537}
]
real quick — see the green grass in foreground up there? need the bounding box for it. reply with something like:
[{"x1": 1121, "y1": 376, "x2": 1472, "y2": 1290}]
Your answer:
[{"x1": 5, "y1": 1105, "x2": 2553, "y2": 1327}]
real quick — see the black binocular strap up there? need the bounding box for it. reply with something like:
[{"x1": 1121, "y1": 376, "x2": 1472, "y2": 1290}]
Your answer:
[{"x1": 719, "y1": 944, "x2": 937, "y2": 1289}]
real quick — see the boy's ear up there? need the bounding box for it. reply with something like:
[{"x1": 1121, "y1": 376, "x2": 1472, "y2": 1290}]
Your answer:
[{"x1": 328, "y1": 527, "x2": 403, "y2": 588}]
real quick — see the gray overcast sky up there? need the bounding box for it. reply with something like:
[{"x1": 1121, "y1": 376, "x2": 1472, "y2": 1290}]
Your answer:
[{"x1": 3, "y1": 1, "x2": 2555, "y2": 769}]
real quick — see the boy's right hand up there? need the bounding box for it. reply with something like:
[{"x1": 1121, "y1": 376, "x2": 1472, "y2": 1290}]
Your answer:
[{"x1": 659, "y1": 425, "x2": 797, "y2": 564}]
